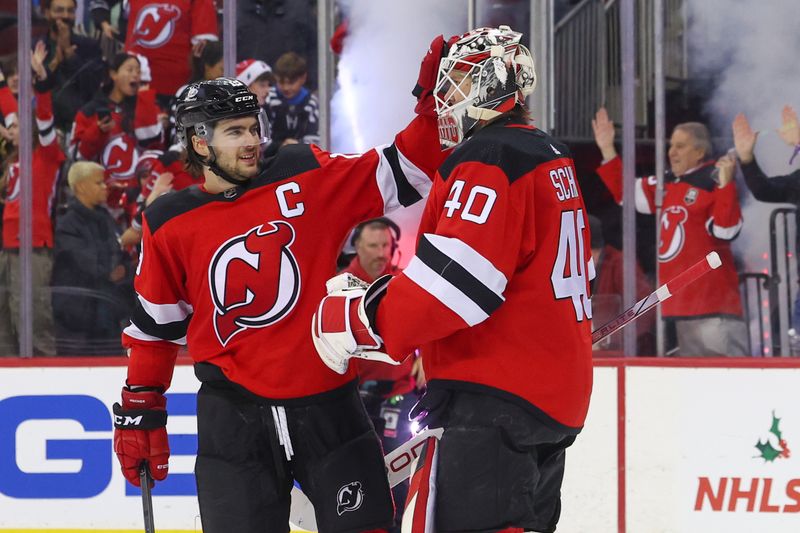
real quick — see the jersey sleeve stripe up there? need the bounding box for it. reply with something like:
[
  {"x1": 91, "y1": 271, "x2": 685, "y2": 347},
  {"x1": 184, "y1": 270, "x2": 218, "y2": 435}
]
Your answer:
[
  {"x1": 375, "y1": 143, "x2": 424, "y2": 211},
  {"x1": 130, "y1": 301, "x2": 191, "y2": 341},
  {"x1": 423, "y1": 234, "x2": 508, "y2": 296},
  {"x1": 191, "y1": 33, "x2": 219, "y2": 43},
  {"x1": 38, "y1": 127, "x2": 56, "y2": 147},
  {"x1": 396, "y1": 146, "x2": 433, "y2": 199},
  {"x1": 123, "y1": 322, "x2": 187, "y2": 345},
  {"x1": 35, "y1": 116, "x2": 53, "y2": 132},
  {"x1": 635, "y1": 179, "x2": 653, "y2": 214},
  {"x1": 137, "y1": 294, "x2": 194, "y2": 323},
  {"x1": 403, "y1": 234, "x2": 506, "y2": 325},
  {"x1": 706, "y1": 217, "x2": 743, "y2": 241},
  {"x1": 4, "y1": 111, "x2": 17, "y2": 128},
  {"x1": 36, "y1": 116, "x2": 55, "y2": 146},
  {"x1": 404, "y1": 257, "x2": 491, "y2": 326}
]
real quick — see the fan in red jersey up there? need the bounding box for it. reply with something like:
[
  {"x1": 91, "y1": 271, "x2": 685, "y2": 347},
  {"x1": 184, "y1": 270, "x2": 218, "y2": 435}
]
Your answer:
[
  {"x1": 70, "y1": 53, "x2": 164, "y2": 194},
  {"x1": 117, "y1": 148, "x2": 204, "y2": 249},
  {"x1": 591, "y1": 107, "x2": 747, "y2": 356},
  {"x1": 111, "y1": 32, "x2": 450, "y2": 532},
  {"x1": 312, "y1": 26, "x2": 593, "y2": 533},
  {"x1": 0, "y1": 43, "x2": 64, "y2": 356},
  {"x1": 91, "y1": 0, "x2": 219, "y2": 99}
]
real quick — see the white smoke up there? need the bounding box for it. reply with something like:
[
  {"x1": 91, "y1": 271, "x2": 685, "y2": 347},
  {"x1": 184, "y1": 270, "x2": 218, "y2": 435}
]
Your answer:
[
  {"x1": 331, "y1": 0, "x2": 466, "y2": 264},
  {"x1": 686, "y1": 0, "x2": 800, "y2": 351},
  {"x1": 686, "y1": 0, "x2": 800, "y2": 269}
]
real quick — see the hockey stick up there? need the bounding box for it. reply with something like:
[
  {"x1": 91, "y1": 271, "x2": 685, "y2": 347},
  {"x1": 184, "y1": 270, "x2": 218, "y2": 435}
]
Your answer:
[
  {"x1": 385, "y1": 427, "x2": 444, "y2": 488},
  {"x1": 591, "y1": 251, "x2": 722, "y2": 344},
  {"x1": 139, "y1": 463, "x2": 155, "y2": 533}
]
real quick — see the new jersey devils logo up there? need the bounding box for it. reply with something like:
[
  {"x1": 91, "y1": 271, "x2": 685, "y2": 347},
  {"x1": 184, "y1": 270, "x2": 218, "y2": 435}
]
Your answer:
[
  {"x1": 209, "y1": 221, "x2": 301, "y2": 346},
  {"x1": 132, "y1": 4, "x2": 181, "y2": 49},
  {"x1": 103, "y1": 135, "x2": 140, "y2": 181},
  {"x1": 336, "y1": 481, "x2": 364, "y2": 516},
  {"x1": 658, "y1": 205, "x2": 689, "y2": 262}
]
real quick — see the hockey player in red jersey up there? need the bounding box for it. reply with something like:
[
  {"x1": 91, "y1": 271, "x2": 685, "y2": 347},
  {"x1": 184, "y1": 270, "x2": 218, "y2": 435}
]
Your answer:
[
  {"x1": 111, "y1": 37, "x2": 449, "y2": 533},
  {"x1": 591, "y1": 107, "x2": 747, "y2": 356},
  {"x1": 312, "y1": 26, "x2": 593, "y2": 532}
]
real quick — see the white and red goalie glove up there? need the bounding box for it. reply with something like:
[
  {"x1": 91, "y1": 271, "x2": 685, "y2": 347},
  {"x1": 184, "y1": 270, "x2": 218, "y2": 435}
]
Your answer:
[{"x1": 311, "y1": 273, "x2": 399, "y2": 374}]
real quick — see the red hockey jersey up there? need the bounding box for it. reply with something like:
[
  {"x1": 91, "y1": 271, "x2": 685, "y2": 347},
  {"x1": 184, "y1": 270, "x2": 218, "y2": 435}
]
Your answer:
[
  {"x1": 139, "y1": 149, "x2": 201, "y2": 198},
  {"x1": 376, "y1": 120, "x2": 594, "y2": 431},
  {"x1": 2, "y1": 89, "x2": 64, "y2": 249},
  {"x1": 130, "y1": 149, "x2": 202, "y2": 231},
  {"x1": 596, "y1": 157, "x2": 743, "y2": 318},
  {"x1": 125, "y1": 0, "x2": 218, "y2": 96},
  {"x1": 122, "y1": 116, "x2": 446, "y2": 400}
]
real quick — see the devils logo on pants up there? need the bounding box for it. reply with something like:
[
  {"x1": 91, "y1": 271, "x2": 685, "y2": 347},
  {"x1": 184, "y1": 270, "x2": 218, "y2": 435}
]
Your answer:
[
  {"x1": 658, "y1": 205, "x2": 688, "y2": 262},
  {"x1": 209, "y1": 221, "x2": 301, "y2": 346},
  {"x1": 132, "y1": 4, "x2": 181, "y2": 49},
  {"x1": 336, "y1": 481, "x2": 364, "y2": 515}
]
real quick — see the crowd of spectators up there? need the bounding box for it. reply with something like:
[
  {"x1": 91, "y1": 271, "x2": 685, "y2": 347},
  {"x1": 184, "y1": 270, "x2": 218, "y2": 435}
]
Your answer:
[
  {"x1": 1, "y1": 1, "x2": 799, "y2": 358},
  {"x1": 0, "y1": 0, "x2": 319, "y2": 356}
]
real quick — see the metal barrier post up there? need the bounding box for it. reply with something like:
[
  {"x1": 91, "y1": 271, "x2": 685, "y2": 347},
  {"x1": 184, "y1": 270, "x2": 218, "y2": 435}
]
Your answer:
[
  {"x1": 17, "y1": 0, "x2": 34, "y2": 357},
  {"x1": 769, "y1": 208, "x2": 797, "y2": 356}
]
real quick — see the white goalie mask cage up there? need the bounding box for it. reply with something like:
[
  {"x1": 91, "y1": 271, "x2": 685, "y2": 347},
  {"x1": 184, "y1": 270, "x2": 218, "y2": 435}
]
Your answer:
[{"x1": 434, "y1": 25, "x2": 537, "y2": 149}]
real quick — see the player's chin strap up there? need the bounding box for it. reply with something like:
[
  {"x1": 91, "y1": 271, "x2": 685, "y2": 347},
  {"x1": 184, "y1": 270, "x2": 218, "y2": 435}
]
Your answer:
[{"x1": 205, "y1": 146, "x2": 251, "y2": 189}]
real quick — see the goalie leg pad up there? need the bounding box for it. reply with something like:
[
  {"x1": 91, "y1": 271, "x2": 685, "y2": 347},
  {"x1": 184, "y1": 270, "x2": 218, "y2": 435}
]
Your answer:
[{"x1": 401, "y1": 436, "x2": 439, "y2": 533}]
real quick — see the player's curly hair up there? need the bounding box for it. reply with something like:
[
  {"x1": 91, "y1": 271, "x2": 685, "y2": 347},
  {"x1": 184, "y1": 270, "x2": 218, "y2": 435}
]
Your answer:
[{"x1": 183, "y1": 126, "x2": 205, "y2": 177}]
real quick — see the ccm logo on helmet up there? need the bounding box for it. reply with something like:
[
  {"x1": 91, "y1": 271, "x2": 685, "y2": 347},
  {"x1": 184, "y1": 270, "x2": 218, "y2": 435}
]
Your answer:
[{"x1": 235, "y1": 95, "x2": 254, "y2": 103}]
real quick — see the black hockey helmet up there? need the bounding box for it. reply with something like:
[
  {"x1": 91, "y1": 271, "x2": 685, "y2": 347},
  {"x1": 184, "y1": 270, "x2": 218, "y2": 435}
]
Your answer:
[{"x1": 175, "y1": 77, "x2": 270, "y2": 149}]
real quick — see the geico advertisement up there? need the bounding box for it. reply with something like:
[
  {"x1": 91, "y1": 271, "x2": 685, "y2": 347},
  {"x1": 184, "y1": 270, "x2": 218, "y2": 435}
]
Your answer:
[
  {"x1": 626, "y1": 367, "x2": 800, "y2": 532},
  {"x1": 10, "y1": 363, "x2": 795, "y2": 532},
  {"x1": 0, "y1": 365, "x2": 202, "y2": 530},
  {"x1": 0, "y1": 364, "x2": 619, "y2": 531}
]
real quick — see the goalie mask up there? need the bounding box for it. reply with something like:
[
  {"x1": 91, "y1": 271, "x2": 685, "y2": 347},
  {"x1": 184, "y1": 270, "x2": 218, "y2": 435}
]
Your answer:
[
  {"x1": 434, "y1": 25, "x2": 536, "y2": 149},
  {"x1": 175, "y1": 78, "x2": 270, "y2": 184}
]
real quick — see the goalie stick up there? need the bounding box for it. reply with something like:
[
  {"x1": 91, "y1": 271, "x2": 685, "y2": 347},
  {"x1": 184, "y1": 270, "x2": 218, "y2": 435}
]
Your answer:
[{"x1": 591, "y1": 251, "x2": 721, "y2": 344}]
